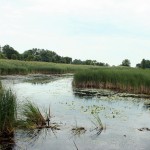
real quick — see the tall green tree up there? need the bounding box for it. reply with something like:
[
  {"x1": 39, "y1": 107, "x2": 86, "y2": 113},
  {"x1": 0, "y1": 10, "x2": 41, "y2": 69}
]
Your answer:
[
  {"x1": 121, "y1": 59, "x2": 131, "y2": 67},
  {"x1": 2, "y1": 45, "x2": 20, "y2": 59},
  {"x1": 136, "y1": 59, "x2": 150, "y2": 69},
  {"x1": 72, "y1": 59, "x2": 83, "y2": 64},
  {"x1": 141, "y1": 59, "x2": 146, "y2": 69}
]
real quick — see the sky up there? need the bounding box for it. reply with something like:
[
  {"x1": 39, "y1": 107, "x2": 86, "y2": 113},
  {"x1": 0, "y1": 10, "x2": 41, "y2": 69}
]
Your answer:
[{"x1": 0, "y1": 0, "x2": 150, "y2": 66}]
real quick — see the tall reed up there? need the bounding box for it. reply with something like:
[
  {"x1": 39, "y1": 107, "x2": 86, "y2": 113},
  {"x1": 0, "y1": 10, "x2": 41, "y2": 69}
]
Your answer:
[
  {"x1": 73, "y1": 67, "x2": 150, "y2": 95},
  {"x1": 0, "y1": 84, "x2": 17, "y2": 139},
  {"x1": 0, "y1": 59, "x2": 99, "y2": 75}
]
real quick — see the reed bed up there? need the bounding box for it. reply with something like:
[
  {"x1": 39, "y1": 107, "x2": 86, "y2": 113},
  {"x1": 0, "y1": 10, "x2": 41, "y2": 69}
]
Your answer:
[
  {"x1": 0, "y1": 84, "x2": 17, "y2": 141},
  {"x1": 0, "y1": 59, "x2": 98, "y2": 75},
  {"x1": 73, "y1": 67, "x2": 150, "y2": 95}
]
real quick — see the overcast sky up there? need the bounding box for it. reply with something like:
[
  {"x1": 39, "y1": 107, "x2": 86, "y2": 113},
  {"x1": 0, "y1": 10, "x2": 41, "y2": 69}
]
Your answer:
[{"x1": 0, "y1": 0, "x2": 150, "y2": 66}]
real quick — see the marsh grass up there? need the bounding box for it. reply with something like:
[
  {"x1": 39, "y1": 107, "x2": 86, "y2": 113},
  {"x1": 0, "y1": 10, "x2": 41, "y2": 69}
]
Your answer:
[
  {"x1": 0, "y1": 59, "x2": 98, "y2": 75},
  {"x1": 90, "y1": 114, "x2": 104, "y2": 136},
  {"x1": 22, "y1": 101, "x2": 46, "y2": 129},
  {"x1": 73, "y1": 67, "x2": 150, "y2": 95},
  {"x1": 21, "y1": 101, "x2": 60, "y2": 133},
  {"x1": 0, "y1": 86, "x2": 17, "y2": 141}
]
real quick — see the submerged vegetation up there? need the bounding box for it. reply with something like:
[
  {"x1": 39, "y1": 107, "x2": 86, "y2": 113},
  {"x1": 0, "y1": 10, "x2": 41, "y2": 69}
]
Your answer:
[
  {"x1": 71, "y1": 120, "x2": 86, "y2": 136},
  {"x1": 73, "y1": 67, "x2": 150, "y2": 95}
]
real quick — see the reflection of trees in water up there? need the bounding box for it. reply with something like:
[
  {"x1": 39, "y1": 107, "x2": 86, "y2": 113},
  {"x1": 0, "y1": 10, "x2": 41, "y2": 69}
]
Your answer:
[
  {"x1": 143, "y1": 101, "x2": 150, "y2": 110},
  {"x1": 23, "y1": 74, "x2": 64, "y2": 85},
  {"x1": 0, "y1": 142, "x2": 15, "y2": 150},
  {"x1": 24, "y1": 77, "x2": 56, "y2": 85}
]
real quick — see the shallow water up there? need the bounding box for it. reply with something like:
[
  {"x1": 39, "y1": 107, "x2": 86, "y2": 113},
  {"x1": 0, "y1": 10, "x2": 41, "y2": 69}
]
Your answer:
[{"x1": 1, "y1": 75, "x2": 150, "y2": 150}]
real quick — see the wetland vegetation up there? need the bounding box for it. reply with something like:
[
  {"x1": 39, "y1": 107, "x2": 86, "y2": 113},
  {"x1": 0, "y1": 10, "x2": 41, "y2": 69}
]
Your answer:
[
  {"x1": 73, "y1": 67, "x2": 150, "y2": 95},
  {"x1": 1, "y1": 59, "x2": 150, "y2": 96},
  {"x1": 0, "y1": 82, "x2": 17, "y2": 143},
  {"x1": 0, "y1": 59, "x2": 99, "y2": 75}
]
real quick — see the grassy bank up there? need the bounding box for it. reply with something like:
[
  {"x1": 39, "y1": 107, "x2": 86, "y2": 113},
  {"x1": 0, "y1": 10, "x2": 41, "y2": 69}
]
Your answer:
[
  {"x1": 73, "y1": 67, "x2": 150, "y2": 95},
  {"x1": 0, "y1": 59, "x2": 98, "y2": 75}
]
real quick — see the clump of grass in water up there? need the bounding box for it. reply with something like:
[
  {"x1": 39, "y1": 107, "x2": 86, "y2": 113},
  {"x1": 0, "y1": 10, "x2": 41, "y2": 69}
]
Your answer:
[
  {"x1": 0, "y1": 85, "x2": 17, "y2": 142},
  {"x1": 71, "y1": 119, "x2": 86, "y2": 136},
  {"x1": 21, "y1": 102, "x2": 60, "y2": 132},
  {"x1": 72, "y1": 127, "x2": 86, "y2": 136},
  {"x1": 90, "y1": 113, "x2": 105, "y2": 136},
  {"x1": 22, "y1": 101, "x2": 46, "y2": 129}
]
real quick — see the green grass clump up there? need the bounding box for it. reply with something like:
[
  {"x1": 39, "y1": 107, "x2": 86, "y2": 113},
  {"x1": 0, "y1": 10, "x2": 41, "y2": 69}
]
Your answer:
[
  {"x1": 22, "y1": 101, "x2": 46, "y2": 129},
  {"x1": 0, "y1": 84, "x2": 17, "y2": 139},
  {"x1": 0, "y1": 59, "x2": 99, "y2": 75},
  {"x1": 90, "y1": 114, "x2": 105, "y2": 136},
  {"x1": 73, "y1": 67, "x2": 150, "y2": 94}
]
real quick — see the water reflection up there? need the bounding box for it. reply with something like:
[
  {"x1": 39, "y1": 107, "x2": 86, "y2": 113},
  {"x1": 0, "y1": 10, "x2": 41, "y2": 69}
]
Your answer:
[
  {"x1": 0, "y1": 74, "x2": 66, "y2": 86},
  {"x1": 24, "y1": 76, "x2": 57, "y2": 85},
  {"x1": 15, "y1": 128, "x2": 58, "y2": 149},
  {"x1": 0, "y1": 142, "x2": 15, "y2": 150},
  {"x1": 143, "y1": 101, "x2": 150, "y2": 110}
]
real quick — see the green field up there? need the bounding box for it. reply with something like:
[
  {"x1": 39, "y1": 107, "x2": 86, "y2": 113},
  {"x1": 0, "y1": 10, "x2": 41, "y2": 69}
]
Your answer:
[
  {"x1": 73, "y1": 67, "x2": 150, "y2": 95},
  {"x1": 0, "y1": 59, "x2": 99, "y2": 75}
]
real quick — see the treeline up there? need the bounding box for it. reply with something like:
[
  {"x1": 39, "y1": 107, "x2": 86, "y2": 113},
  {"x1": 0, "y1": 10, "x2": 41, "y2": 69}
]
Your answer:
[
  {"x1": 0, "y1": 45, "x2": 108, "y2": 66},
  {"x1": 136, "y1": 59, "x2": 150, "y2": 69}
]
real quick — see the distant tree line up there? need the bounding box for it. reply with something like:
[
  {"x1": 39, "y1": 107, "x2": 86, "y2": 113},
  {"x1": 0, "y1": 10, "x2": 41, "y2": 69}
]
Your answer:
[
  {"x1": 120, "y1": 59, "x2": 150, "y2": 69},
  {"x1": 136, "y1": 59, "x2": 150, "y2": 69},
  {"x1": 0, "y1": 45, "x2": 108, "y2": 66},
  {"x1": 72, "y1": 59, "x2": 109, "y2": 66}
]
